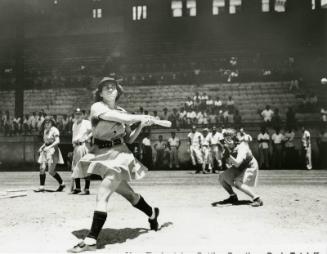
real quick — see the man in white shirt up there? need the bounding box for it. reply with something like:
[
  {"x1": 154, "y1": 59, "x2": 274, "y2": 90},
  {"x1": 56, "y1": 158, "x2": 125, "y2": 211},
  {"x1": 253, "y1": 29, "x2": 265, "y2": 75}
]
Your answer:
[
  {"x1": 188, "y1": 125, "x2": 203, "y2": 173},
  {"x1": 141, "y1": 133, "x2": 153, "y2": 170},
  {"x1": 210, "y1": 126, "x2": 224, "y2": 172},
  {"x1": 257, "y1": 127, "x2": 270, "y2": 169},
  {"x1": 71, "y1": 108, "x2": 93, "y2": 195},
  {"x1": 167, "y1": 131, "x2": 180, "y2": 169},
  {"x1": 201, "y1": 128, "x2": 212, "y2": 173},
  {"x1": 271, "y1": 128, "x2": 284, "y2": 169},
  {"x1": 237, "y1": 128, "x2": 252, "y2": 143},
  {"x1": 261, "y1": 105, "x2": 274, "y2": 126},
  {"x1": 301, "y1": 126, "x2": 312, "y2": 170},
  {"x1": 284, "y1": 128, "x2": 296, "y2": 169}
]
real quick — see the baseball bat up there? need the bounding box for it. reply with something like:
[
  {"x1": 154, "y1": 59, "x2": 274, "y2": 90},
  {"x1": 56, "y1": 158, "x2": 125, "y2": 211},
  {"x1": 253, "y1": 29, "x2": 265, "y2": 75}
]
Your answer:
[{"x1": 153, "y1": 119, "x2": 172, "y2": 128}]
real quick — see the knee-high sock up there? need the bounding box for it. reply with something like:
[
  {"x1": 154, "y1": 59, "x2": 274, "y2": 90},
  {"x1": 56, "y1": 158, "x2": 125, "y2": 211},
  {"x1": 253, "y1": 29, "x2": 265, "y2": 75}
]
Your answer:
[
  {"x1": 40, "y1": 174, "x2": 46, "y2": 186},
  {"x1": 87, "y1": 211, "x2": 107, "y2": 240},
  {"x1": 74, "y1": 178, "x2": 81, "y2": 189},
  {"x1": 52, "y1": 173, "x2": 63, "y2": 185},
  {"x1": 133, "y1": 196, "x2": 153, "y2": 217},
  {"x1": 85, "y1": 178, "x2": 90, "y2": 190}
]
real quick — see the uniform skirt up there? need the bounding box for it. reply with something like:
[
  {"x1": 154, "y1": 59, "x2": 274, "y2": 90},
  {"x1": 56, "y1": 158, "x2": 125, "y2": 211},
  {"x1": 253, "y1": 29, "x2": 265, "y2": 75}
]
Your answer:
[
  {"x1": 220, "y1": 158, "x2": 259, "y2": 187},
  {"x1": 72, "y1": 143, "x2": 148, "y2": 181},
  {"x1": 71, "y1": 143, "x2": 89, "y2": 172},
  {"x1": 38, "y1": 146, "x2": 64, "y2": 165}
]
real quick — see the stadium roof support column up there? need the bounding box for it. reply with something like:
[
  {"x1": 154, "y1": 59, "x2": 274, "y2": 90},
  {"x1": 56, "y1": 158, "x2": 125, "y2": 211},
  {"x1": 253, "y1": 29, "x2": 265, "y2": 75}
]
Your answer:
[{"x1": 14, "y1": 0, "x2": 25, "y2": 117}]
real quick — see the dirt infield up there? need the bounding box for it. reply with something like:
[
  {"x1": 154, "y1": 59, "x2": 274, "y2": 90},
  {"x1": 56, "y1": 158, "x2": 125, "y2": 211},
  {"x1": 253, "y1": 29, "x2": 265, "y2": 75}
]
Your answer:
[{"x1": 0, "y1": 170, "x2": 326, "y2": 253}]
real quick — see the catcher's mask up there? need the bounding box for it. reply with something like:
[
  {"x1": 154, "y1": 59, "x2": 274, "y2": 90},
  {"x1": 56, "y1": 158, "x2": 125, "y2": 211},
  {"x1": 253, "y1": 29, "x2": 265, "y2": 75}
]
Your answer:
[{"x1": 223, "y1": 128, "x2": 239, "y2": 149}]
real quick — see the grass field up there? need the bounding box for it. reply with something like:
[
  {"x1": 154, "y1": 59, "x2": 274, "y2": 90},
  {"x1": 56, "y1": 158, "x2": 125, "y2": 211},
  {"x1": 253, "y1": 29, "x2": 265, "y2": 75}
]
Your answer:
[{"x1": 0, "y1": 170, "x2": 326, "y2": 254}]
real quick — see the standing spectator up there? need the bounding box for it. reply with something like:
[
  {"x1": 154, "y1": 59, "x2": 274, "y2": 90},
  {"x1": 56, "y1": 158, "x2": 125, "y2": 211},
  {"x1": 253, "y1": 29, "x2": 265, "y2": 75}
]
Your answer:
[
  {"x1": 168, "y1": 108, "x2": 180, "y2": 129},
  {"x1": 29, "y1": 112, "x2": 37, "y2": 131},
  {"x1": 185, "y1": 97, "x2": 194, "y2": 110},
  {"x1": 179, "y1": 107, "x2": 187, "y2": 127},
  {"x1": 22, "y1": 114, "x2": 31, "y2": 135},
  {"x1": 37, "y1": 112, "x2": 45, "y2": 131},
  {"x1": 237, "y1": 127, "x2": 252, "y2": 143},
  {"x1": 272, "y1": 108, "x2": 282, "y2": 130},
  {"x1": 161, "y1": 108, "x2": 169, "y2": 121},
  {"x1": 286, "y1": 107, "x2": 297, "y2": 130},
  {"x1": 233, "y1": 109, "x2": 242, "y2": 129},
  {"x1": 271, "y1": 128, "x2": 284, "y2": 169},
  {"x1": 226, "y1": 96, "x2": 235, "y2": 113},
  {"x1": 12, "y1": 115, "x2": 22, "y2": 135},
  {"x1": 167, "y1": 131, "x2": 180, "y2": 169},
  {"x1": 283, "y1": 127, "x2": 296, "y2": 169},
  {"x1": 196, "y1": 110, "x2": 204, "y2": 126},
  {"x1": 301, "y1": 126, "x2": 312, "y2": 170},
  {"x1": 206, "y1": 96, "x2": 214, "y2": 113},
  {"x1": 188, "y1": 125, "x2": 203, "y2": 173},
  {"x1": 321, "y1": 107, "x2": 327, "y2": 124},
  {"x1": 257, "y1": 127, "x2": 270, "y2": 169},
  {"x1": 200, "y1": 93, "x2": 208, "y2": 110},
  {"x1": 61, "y1": 114, "x2": 69, "y2": 134},
  {"x1": 141, "y1": 133, "x2": 153, "y2": 170},
  {"x1": 187, "y1": 109, "x2": 197, "y2": 127},
  {"x1": 3, "y1": 111, "x2": 12, "y2": 136},
  {"x1": 153, "y1": 135, "x2": 167, "y2": 170},
  {"x1": 261, "y1": 105, "x2": 274, "y2": 127}
]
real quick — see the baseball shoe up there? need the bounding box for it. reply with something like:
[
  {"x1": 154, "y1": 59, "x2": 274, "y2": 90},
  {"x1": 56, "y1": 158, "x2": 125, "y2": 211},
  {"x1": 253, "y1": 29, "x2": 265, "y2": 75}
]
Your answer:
[
  {"x1": 218, "y1": 195, "x2": 239, "y2": 205},
  {"x1": 71, "y1": 189, "x2": 81, "y2": 194},
  {"x1": 67, "y1": 241, "x2": 96, "y2": 253},
  {"x1": 80, "y1": 190, "x2": 90, "y2": 195},
  {"x1": 148, "y1": 207, "x2": 160, "y2": 231},
  {"x1": 56, "y1": 184, "x2": 66, "y2": 192},
  {"x1": 34, "y1": 187, "x2": 45, "y2": 193},
  {"x1": 251, "y1": 197, "x2": 263, "y2": 207}
]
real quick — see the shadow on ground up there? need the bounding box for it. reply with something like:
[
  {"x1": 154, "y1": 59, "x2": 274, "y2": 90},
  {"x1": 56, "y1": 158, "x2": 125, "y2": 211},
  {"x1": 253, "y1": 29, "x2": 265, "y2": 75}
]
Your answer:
[
  {"x1": 211, "y1": 200, "x2": 253, "y2": 207},
  {"x1": 72, "y1": 222, "x2": 173, "y2": 249}
]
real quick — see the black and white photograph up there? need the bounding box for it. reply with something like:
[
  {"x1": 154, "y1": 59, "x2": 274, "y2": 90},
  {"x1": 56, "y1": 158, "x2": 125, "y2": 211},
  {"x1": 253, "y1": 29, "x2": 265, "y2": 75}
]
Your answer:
[{"x1": 0, "y1": 0, "x2": 326, "y2": 253}]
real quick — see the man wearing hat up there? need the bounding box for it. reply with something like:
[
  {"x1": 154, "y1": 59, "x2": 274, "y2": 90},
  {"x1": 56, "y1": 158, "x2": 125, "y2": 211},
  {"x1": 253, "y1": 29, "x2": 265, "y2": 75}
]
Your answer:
[
  {"x1": 71, "y1": 108, "x2": 93, "y2": 195},
  {"x1": 201, "y1": 128, "x2": 212, "y2": 174}
]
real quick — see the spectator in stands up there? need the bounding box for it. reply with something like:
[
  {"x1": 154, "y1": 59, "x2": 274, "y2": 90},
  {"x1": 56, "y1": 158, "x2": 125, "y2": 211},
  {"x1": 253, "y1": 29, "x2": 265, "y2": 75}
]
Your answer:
[
  {"x1": 168, "y1": 108, "x2": 180, "y2": 129},
  {"x1": 167, "y1": 131, "x2": 180, "y2": 169},
  {"x1": 61, "y1": 114, "x2": 69, "y2": 134},
  {"x1": 226, "y1": 96, "x2": 235, "y2": 113},
  {"x1": 222, "y1": 109, "x2": 230, "y2": 125},
  {"x1": 272, "y1": 108, "x2": 282, "y2": 130},
  {"x1": 141, "y1": 133, "x2": 153, "y2": 170},
  {"x1": 138, "y1": 107, "x2": 144, "y2": 114},
  {"x1": 196, "y1": 110, "x2": 204, "y2": 126},
  {"x1": 261, "y1": 105, "x2": 274, "y2": 127},
  {"x1": 301, "y1": 126, "x2": 312, "y2": 170},
  {"x1": 12, "y1": 115, "x2": 22, "y2": 135},
  {"x1": 237, "y1": 127, "x2": 252, "y2": 143},
  {"x1": 187, "y1": 109, "x2": 197, "y2": 127},
  {"x1": 233, "y1": 109, "x2": 242, "y2": 129},
  {"x1": 308, "y1": 93, "x2": 318, "y2": 110},
  {"x1": 29, "y1": 112, "x2": 37, "y2": 131},
  {"x1": 161, "y1": 108, "x2": 169, "y2": 121},
  {"x1": 22, "y1": 114, "x2": 31, "y2": 135},
  {"x1": 153, "y1": 135, "x2": 167, "y2": 170},
  {"x1": 317, "y1": 127, "x2": 327, "y2": 168},
  {"x1": 283, "y1": 127, "x2": 296, "y2": 169},
  {"x1": 193, "y1": 92, "x2": 201, "y2": 103},
  {"x1": 179, "y1": 107, "x2": 187, "y2": 127},
  {"x1": 286, "y1": 107, "x2": 297, "y2": 130},
  {"x1": 0, "y1": 110, "x2": 3, "y2": 132},
  {"x1": 200, "y1": 93, "x2": 208, "y2": 110},
  {"x1": 206, "y1": 96, "x2": 214, "y2": 113},
  {"x1": 53, "y1": 115, "x2": 59, "y2": 127},
  {"x1": 289, "y1": 79, "x2": 299, "y2": 91},
  {"x1": 257, "y1": 127, "x2": 270, "y2": 169},
  {"x1": 185, "y1": 97, "x2": 194, "y2": 110},
  {"x1": 214, "y1": 96, "x2": 223, "y2": 113},
  {"x1": 271, "y1": 128, "x2": 284, "y2": 169},
  {"x1": 3, "y1": 111, "x2": 12, "y2": 136},
  {"x1": 37, "y1": 112, "x2": 45, "y2": 131},
  {"x1": 153, "y1": 111, "x2": 160, "y2": 120},
  {"x1": 321, "y1": 107, "x2": 327, "y2": 124}
]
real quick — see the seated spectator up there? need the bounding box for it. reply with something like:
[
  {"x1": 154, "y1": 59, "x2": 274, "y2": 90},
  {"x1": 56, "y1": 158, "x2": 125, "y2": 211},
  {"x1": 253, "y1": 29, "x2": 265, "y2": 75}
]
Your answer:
[
  {"x1": 22, "y1": 114, "x2": 31, "y2": 135},
  {"x1": 206, "y1": 96, "x2": 214, "y2": 113},
  {"x1": 214, "y1": 96, "x2": 223, "y2": 112},
  {"x1": 272, "y1": 108, "x2": 282, "y2": 130},
  {"x1": 186, "y1": 109, "x2": 197, "y2": 126},
  {"x1": 12, "y1": 115, "x2": 22, "y2": 135},
  {"x1": 179, "y1": 107, "x2": 187, "y2": 127},
  {"x1": 153, "y1": 111, "x2": 160, "y2": 120},
  {"x1": 233, "y1": 109, "x2": 242, "y2": 129},
  {"x1": 261, "y1": 105, "x2": 274, "y2": 127},
  {"x1": 200, "y1": 93, "x2": 208, "y2": 110},
  {"x1": 196, "y1": 110, "x2": 204, "y2": 125},
  {"x1": 29, "y1": 112, "x2": 37, "y2": 131},
  {"x1": 321, "y1": 107, "x2": 327, "y2": 123},
  {"x1": 286, "y1": 107, "x2": 297, "y2": 130},
  {"x1": 161, "y1": 108, "x2": 169, "y2": 121},
  {"x1": 37, "y1": 112, "x2": 45, "y2": 131},
  {"x1": 193, "y1": 92, "x2": 200, "y2": 102}
]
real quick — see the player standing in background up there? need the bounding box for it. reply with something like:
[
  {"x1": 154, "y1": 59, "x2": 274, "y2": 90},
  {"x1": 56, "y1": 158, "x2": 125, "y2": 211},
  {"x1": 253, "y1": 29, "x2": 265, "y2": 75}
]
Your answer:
[
  {"x1": 34, "y1": 117, "x2": 65, "y2": 192},
  {"x1": 68, "y1": 77, "x2": 160, "y2": 253},
  {"x1": 301, "y1": 126, "x2": 312, "y2": 170},
  {"x1": 210, "y1": 126, "x2": 224, "y2": 173},
  {"x1": 71, "y1": 108, "x2": 93, "y2": 195},
  {"x1": 201, "y1": 128, "x2": 212, "y2": 174},
  {"x1": 188, "y1": 125, "x2": 203, "y2": 174},
  {"x1": 218, "y1": 129, "x2": 263, "y2": 207},
  {"x1": 237, "y1": 127, "x2": 252, "y2": 143},
  {"x1": 167, "y1": 131, "x2": 180, "y2": 169}
]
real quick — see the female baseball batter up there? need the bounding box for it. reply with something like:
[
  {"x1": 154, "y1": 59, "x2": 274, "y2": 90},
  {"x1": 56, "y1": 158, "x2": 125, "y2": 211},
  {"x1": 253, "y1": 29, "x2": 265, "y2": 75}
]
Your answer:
[
  {"x1": 218, "y1": 128, "x2": 263, "y2": 207},
  {"x1": 34, "y1": 117, "x2": 66, "y2": 192},
  {"x1": 68, "y1": 77, "x2": 160, "y2": 253}
]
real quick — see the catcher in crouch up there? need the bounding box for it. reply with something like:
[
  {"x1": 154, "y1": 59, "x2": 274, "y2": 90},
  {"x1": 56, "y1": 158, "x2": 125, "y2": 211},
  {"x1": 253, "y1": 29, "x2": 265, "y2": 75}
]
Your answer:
[{"x1": 218, "y1": 128, "x2": 263, "y2": 207}]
